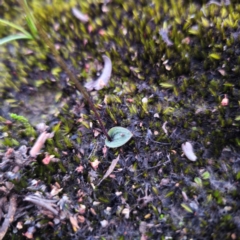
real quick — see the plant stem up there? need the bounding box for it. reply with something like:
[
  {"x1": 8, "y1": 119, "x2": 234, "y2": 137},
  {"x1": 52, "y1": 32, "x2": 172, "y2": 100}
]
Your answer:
[
  {"x1": 38, "y1": 26, "x2": 111, "y2": 140},
  {"x1": 19, "y1": 0, "x2": 111, "y2": 141}
]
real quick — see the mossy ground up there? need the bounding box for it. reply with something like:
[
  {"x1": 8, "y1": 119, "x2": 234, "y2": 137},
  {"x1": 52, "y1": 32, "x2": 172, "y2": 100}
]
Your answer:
[{"x1": 0, "y1": 0, "x2": 240, "y2": 239}]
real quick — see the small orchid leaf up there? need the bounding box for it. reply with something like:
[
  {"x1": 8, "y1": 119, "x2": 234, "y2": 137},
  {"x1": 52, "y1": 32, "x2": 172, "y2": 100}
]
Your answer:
[{"x1": 105, "y1": 127, "x2": 133, "y2": 148}]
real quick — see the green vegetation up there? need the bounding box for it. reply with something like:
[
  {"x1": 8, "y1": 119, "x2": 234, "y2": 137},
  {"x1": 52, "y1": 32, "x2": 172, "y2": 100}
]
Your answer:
[
  {"x1": 0, "y1": 0, "x2": 36, "y2": 44},
  {"x1": 0, "y1": 0, "x2": 239, "y2": 239},
  {"x1": 0, "y1": 18, "x2": 33, "y2": 44},
  {"x1": 0, "y1": 0, "x2": 132, "y2": 147}
]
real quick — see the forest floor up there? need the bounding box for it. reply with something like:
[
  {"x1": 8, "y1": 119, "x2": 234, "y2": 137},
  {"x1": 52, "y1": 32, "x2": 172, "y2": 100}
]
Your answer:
[{"x1": 0, "y1": 0, "x2": 240, "y2": 239}]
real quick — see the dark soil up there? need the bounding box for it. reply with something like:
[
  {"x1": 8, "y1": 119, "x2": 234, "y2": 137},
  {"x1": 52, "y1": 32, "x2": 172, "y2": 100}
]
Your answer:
[{"x1": 0, "y1": 0, "x2": 240, "y2": 239}]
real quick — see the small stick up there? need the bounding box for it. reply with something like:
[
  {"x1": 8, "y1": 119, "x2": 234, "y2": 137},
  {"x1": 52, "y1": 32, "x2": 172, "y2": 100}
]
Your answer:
[
  {"x1": 0, "y1": 194, "x2": 17, "y2": 240},
  {"x1": 36, "y1": 25, "x2": 111, "y2": 141},
  {"x1": 24, "y1": 195, "x2": 59, "y2": 215},
  {"x1": 18, "y1": 0, "x2": 111, "y2": 141}
]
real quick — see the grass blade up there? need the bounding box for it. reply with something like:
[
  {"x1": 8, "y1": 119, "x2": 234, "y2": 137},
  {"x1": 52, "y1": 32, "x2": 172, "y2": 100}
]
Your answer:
[
  {"x1": 0, "y1": 33, "x2": 33, "y2": 45},
  {"x1": 26, "y1": 16, "x2": 37, "y2": 37},
  {"x1": 0, "y1": 18, "x2": 32, "y2": 37},
  {"x1": 24, "y1": 0, "x2": 38, "y2": 37}
]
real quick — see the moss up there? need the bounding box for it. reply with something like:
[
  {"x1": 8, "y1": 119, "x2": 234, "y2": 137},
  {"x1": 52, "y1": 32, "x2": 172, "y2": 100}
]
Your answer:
[{"x1": 0, "y1": 0, "x2": 240, "y2": 239}]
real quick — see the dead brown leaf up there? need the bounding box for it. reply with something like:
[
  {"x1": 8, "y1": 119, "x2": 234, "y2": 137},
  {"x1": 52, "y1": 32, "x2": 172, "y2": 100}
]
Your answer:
[
  {"x1": 97, "y1": 155, "x2": 120, "y2": 186},
  {"x1": 69, "y1": 215, "x2": 80, "y2": 232}
]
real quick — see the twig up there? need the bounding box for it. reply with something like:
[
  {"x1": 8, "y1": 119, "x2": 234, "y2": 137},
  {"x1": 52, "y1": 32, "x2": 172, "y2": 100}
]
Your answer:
[
  {"x1": 87, "y1": 142, "x2": 98, "y2": 160},
  {"x1": 0, "y1": 194, "x2": 17, "y2": 240},
  {"x1": 134, "y1": 159, "x2": 171, "y2": 178},
  {"x1": 24, "y1": 195, "x2": 59, "y2": 215},
  {"x1": 145, "y1": 159, "x2": 171, "y2": 170},
  {"x1": 149, "y1": 138, "x2": 171, "y2": 145}
]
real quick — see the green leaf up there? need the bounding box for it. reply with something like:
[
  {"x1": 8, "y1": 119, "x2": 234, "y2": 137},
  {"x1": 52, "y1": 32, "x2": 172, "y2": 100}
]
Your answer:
[
  {"x1": 201, "y1": 17, "x2": 210, "y2": 28},
  {"x1": 188, "y1": 27, "x2": 199, "y2": 35},
  {"x1": 209, "y1": 53, "x2": 221, "y2": 60},
  {"x1": 223, "y1": 82, "x2": 234, "y2": 87},
  {"x1": 160, "y1": 82, "x2": 174, "y2": 88},
  {"x1": 163, "y1": 107, "x2": 175, "y2": 115},
  {"x1": 235, "y1": 116, "x2": 240, "y2": 121},
  {"x1": 236, "y1": 171, "x2": 240, "y2": 180},
  {"x1": 201, "y1": 171, "x2": 210, "y2": 179},
  {"x1": 181, "y1": 203, "x2": 193, "y2": 213},
  {"x1": 165, "y1": 191, "x2": 174, "y2": 198},
  {"x1": 194, "y1": 177, "x2": 202, "y2": 187},
  {"x1": 0, "y1": 33, "x2": 33, "y2": 45},
  {"x1": 105, "y1": 127, "x2": 133, "y2": 148},
  {"x1": 52, "y1": 122, "x2": 61, "y2": 133},
  {"x1": 24, "y1": 0, "x2": 38, "y2": 37},
  {"x1": 26, "y1": 15, "x2": 38, "y2": 37},
  {"x1": 10, "y1": 113, "x2": 29, "y2": 124}
]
